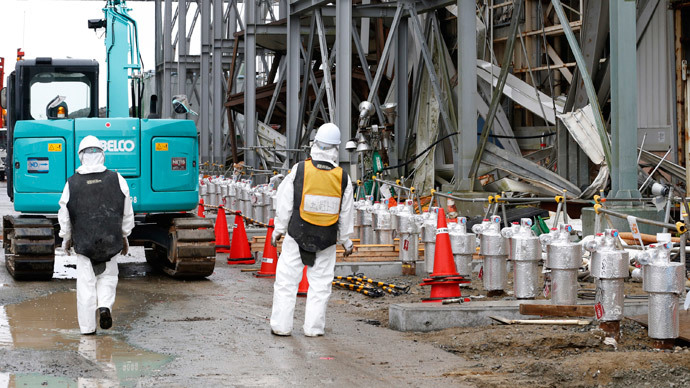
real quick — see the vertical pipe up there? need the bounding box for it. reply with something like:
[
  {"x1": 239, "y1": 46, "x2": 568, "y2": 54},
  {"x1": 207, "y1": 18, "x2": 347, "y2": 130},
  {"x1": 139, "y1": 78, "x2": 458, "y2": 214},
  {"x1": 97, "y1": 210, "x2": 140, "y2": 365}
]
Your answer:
[
  {"x1": 457, "y1": 0, "x2": 477, "y2": 190},
  {"x1": 396, "y1": 18, "x2": 409, "y2": 175},
  {"x1": 213, "y1": 0, "x2": 224, "y2": 164},
  {"x1": 155, "y1": 0, "x2": 163, "y2": 104},
  {"x1": 335, "y1": 0, "x2": 352, "y2": 163},
  {"x1": 245, "y1": 0, "x2": 257, "y2": 168},
  {"x1": 609, "y1": 0, "x2": 640, "y2": 199},
  {"x1": 178, "y1": 0, "x2": 188, "y2": 97},
  {"x1": 163, "y1": 0, "x2": 173, "y2": 118},
  {"x1": 286, "y1": 7, "x2": 300, "y2": 165},
  {"x1": 200, "y1": 0, "x2": 211, "y2": 165}
]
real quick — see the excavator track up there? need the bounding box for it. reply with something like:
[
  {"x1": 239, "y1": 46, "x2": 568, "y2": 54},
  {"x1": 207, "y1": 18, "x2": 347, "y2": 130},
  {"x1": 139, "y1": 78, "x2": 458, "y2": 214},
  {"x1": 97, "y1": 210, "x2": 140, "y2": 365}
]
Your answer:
[
  {"x1": 144, "y1": 216, "x2": 216, "y2": 278},
  {"x1": 2, "y1": 216, "x2": 55, "y2": 280}
]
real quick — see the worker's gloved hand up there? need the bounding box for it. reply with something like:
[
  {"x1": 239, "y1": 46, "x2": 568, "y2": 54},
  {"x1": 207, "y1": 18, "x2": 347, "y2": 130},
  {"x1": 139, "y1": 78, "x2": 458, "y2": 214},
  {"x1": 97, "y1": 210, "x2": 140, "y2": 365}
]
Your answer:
[
  {"x1": 271, "y1": 231, "x2": 283, "y2": 247},
  {"x1": 121, "y1": 237, "x2": 129, "y2": 256},
  {"x1": 61, "y1": 238, "x2": 72, "y2": 256},
  {"x1": 342, "y1": 239, "x2": 354, "y2": 257}
]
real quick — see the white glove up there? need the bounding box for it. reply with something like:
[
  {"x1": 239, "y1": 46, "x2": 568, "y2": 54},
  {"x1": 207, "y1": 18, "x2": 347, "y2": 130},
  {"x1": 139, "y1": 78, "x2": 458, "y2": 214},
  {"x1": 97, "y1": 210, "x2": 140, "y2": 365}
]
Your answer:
[
  {"x1": 61, "y1": 238, "x2": 72, "y2": 256},
  {"x1": 271, "y1": 231, "x2": 283, "y2": 247},
  {"x1": 342, "y1": 239, "x2": 354, "y2": 257}
]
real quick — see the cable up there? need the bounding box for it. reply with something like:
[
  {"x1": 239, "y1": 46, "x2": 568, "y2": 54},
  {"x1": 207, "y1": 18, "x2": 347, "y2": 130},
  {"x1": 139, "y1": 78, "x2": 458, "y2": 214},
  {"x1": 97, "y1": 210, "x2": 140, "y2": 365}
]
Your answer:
[{"x1": 382, "y1": 131, "x2": 458, "y2": 172}]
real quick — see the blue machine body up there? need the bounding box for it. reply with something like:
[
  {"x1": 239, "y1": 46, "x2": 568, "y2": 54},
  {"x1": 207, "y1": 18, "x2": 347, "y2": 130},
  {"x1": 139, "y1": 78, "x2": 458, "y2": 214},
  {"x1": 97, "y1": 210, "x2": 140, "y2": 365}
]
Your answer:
[
  {"x1": 10, "y1": 0, "x2": 199, "y2": 215},
  {"x1": 12, "y1": 118, "x2": 199, "y2": 214}
]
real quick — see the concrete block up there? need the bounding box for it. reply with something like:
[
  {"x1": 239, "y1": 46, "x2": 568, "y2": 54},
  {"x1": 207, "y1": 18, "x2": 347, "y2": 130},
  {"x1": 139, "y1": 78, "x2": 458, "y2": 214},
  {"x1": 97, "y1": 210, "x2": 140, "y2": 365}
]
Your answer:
[
  {"x1": 389, "y1": 298, "x2": 650, "y2": 332},
  {"x1": 335, "y1": 261, "x2": 425, "y2": 278}
]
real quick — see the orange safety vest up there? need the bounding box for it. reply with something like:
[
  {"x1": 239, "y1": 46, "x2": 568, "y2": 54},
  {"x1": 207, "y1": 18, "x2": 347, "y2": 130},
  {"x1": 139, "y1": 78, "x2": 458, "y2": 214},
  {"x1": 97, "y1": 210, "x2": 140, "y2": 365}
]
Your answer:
[{"x1": 288, "y1": 159, "x2": 348, "y2": 253}]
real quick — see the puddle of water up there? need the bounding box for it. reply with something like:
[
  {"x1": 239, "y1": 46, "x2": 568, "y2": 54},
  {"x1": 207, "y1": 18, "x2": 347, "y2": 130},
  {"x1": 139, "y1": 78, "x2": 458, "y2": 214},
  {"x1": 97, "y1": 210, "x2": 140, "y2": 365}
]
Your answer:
[{"x1": 0, "y1": 289, "x2": 172, "y2": 387}]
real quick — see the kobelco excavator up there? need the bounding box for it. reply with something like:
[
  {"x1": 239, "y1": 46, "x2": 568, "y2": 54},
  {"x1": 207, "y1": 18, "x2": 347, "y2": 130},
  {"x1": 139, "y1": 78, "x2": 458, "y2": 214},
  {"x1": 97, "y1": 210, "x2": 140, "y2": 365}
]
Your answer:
[{"x1": 0, "y1": 0, "x2": 216, "y2": 279}]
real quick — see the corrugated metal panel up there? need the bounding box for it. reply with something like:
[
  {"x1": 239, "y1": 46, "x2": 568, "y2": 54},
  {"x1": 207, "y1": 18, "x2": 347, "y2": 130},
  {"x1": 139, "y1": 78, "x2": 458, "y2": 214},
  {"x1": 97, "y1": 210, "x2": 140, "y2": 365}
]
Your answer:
[{"x1": 637, "y1": 2, "x2": 675, "y2": 151}]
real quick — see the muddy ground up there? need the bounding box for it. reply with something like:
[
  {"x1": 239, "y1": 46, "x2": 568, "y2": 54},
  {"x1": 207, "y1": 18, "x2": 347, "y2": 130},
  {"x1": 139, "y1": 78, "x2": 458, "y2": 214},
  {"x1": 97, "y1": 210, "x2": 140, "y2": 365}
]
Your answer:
[{"x1": 334, "y1": 271, "x2": 690, "y2": 388}]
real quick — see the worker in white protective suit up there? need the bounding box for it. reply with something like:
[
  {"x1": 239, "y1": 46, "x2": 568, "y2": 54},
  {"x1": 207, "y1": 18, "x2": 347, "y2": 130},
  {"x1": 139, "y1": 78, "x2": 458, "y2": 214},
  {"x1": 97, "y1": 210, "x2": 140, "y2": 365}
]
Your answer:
[
  {"x1": 270, "y1": 123, "x2": 355, "y2": 337},
  {"x1": 58, "y1": 135, "x2": 134, "y2": 335}
]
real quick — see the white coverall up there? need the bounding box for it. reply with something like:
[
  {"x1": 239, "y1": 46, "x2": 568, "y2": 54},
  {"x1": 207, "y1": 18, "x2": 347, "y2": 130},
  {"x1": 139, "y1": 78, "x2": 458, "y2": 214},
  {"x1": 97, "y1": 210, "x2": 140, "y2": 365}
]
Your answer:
[
  {"x1": 270, "y1": 144, "x2": 354, "y2": 336},
  {"x1": 58, "y1": 151, "x2": 134, "y2": 334}
]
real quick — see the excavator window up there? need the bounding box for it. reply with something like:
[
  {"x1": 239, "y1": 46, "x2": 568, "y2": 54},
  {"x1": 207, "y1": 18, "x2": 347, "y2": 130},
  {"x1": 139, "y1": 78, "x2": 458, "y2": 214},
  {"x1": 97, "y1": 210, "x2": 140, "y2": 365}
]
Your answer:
[{"x1": 29, "y1": 72, "x2": 91, "y2": 120}]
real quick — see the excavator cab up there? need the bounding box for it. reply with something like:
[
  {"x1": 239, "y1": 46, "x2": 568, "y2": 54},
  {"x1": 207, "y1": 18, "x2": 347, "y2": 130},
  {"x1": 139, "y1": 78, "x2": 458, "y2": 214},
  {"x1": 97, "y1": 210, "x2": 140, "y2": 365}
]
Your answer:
[{"x1": 1, "y1": 1, "x2": 215, "y2": 280}]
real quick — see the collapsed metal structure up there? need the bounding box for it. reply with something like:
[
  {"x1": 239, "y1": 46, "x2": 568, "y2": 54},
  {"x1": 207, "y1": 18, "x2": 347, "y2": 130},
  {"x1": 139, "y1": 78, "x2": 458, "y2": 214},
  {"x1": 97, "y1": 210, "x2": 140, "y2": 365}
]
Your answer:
[{"x1": 148, "y1": 0, "x2": 685, "y2": 202}]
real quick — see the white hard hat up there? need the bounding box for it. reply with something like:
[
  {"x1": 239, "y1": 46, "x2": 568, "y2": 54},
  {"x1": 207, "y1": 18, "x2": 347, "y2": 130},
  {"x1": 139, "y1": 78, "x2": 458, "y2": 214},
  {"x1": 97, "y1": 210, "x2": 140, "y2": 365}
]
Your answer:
[
  {"x1": 78, "y1": 135, "x2": 103, "y2": 153},
  {"x1": 314, "y1": 123, "x2": 341, "y2": 145}
]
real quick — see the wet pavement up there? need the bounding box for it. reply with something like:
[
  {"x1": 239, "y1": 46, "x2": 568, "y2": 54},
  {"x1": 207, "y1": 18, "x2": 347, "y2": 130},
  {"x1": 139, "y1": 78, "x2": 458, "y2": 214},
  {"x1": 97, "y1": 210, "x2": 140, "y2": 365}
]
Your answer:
[{"x1": 0, "y1": 181, "x2": 470, "y2": 387}]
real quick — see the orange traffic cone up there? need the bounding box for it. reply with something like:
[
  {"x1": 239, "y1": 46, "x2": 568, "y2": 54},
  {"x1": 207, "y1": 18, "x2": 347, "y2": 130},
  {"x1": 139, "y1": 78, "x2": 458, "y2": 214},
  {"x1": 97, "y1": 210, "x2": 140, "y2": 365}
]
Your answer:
[
  {"x1": 297, "y1": 266, "x2": 309, "y2": 297},
  {"x1": 214, "y1": 206, "x2": 231, "y2": 253},
  {"x1": 419, "y1": 208, "x2": 469, "y2": 302},
  {"x1": 255, "y1": 219, "x2": 278, "y2": 278},
  {"x1": 227, "y1": 212, "x2": 254, "y2": 265},
  {"x1": 197, "y1": 199, "x2": 205, "y2": 217},
  {"x1": 430, "y1": 208, "x2": 459, "y2": 278}
]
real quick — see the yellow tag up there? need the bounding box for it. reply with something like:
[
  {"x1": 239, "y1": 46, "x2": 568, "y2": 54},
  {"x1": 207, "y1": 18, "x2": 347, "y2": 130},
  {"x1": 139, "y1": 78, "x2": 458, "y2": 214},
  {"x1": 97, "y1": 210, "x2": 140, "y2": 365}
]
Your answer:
[
  {"x1": 155, "y1": 143, "x2": 168, "y2": 151},
  {"x1": 48, "y1": 143, "x2": 62, "y2": 152}
]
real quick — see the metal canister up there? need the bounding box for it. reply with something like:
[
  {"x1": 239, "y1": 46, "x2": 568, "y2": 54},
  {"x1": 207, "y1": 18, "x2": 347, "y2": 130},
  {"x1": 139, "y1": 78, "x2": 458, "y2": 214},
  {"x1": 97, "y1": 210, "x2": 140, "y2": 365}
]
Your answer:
[
  {"x1": 251, "y1": 188, "x2": 264, "y2": 223},
  {"x1": 421, "y1": 207, "x2": 439, "y2": 274},
  {"x1": 206, "y1": 179, "x2": 217, "y2": 207},
  {"x1": 397, "y1": 199, "x2": 419, "y2": 275},
  {"x1": 261, "y1": 190, "x2": 272, "y2": 224},
  {"x1": 226, "y1": 182, "x2": 238, "y2": 212},
  {"x1": 641, "y1": 241, "x2": 685, "y2": 340},
  {"x1": 448, "y1": 217, "x2": 475, "y2": 280},
  {"x1": 473, "y1": 216, "x2": 508, "y2": 293},
  {"x1": 199, "y1": 181, "x2": 208, "y2": 208},
  {"x1": 269, "y1": 192, "x2": 277, "y2": 221},
  {"x1": 586, "y1": 229, "x2": 629, "y2": 322},
  {"x1": 238, "y1": 183, "x2": 250, "y2": 217},
  {"x1": 353, "y1": 199, "x2": 365, "y2": 241},
  {"x1": 541, "y1": 224, "x2": 582, "y2": 305},
  {"x1": 506, "y1": 218, "x2": 541, "y2": 299},
  {"x1": 219, "y1": 181, "x2": 229, "y2": 208},
  {"x1": 372, "y1": 203, "x2": 394, "y2": 244},
  {"x1": 360, "y1": 196, "x2": 375, "y2": 245}
]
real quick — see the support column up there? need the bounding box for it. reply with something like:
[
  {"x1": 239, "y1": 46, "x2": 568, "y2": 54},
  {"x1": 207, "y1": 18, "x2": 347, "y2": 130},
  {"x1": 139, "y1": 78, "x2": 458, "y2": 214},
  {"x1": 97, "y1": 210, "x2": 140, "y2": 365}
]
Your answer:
[
  {"x1": 200, "y1": 0, "x2": 211, "y2": 165},
  {"x1": 154, "y1": 0, "x2": 163, "y2": 109},
  {"x1": 213, "y1": 0, "x2": 224, "y2": 164},
  {"x1": 245, "y1": 0, "x2": 257, "y2": 168},
  {"x1": 286, "y1": 7, "x2": 301, "y2": 165},
  {"x1": 609, "y1": 0, "x2": 640, "y2": 199},
  {"x1": 457, "y1": 0, "x2": 477, "y2": 190},
  {"x1": 177, "y1": 0, "x2": 188, "y2": 97},
  {"x1": 335, "y1": 0, "x2": 352, "y2": 164},
  {"x1": 163, "y1": 0, "x2": 173, "y2": 118},
  {"x1": 395, "y1": 18, "x2": 408, "y2": 173}
]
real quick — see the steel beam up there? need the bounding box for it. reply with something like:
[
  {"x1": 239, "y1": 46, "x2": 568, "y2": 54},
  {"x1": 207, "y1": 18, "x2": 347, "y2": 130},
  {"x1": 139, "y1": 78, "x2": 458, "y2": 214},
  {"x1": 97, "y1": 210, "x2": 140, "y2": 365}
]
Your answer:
[
  {"x1": 609, "y1": 0, "x2": 640, "y2": 198},
  {"x1": 456, "y1": 0, "x2": 476, "y2": 190},
  {"x1": 395, "y1": 17, "x2": 408, "y2": 171},
  {"x1": 335, "y1": 0, "x2": 352, "y2": 161},
  {"x1": 245, "y1": 0, "x2": 257, "y2": 168},
  {"x1": 213, "y1": 0, "x2": 225, "y2": 163},
  {"x1": 286, "y1": 8, "x2": 301, "y2": 164},
  {"x1": 315, "y1": 9, "x2": 336, "y2": 122},
  {"x1": 200, "y1": 0, "x2": 211, "y2": 164},
  {"x1": 163, "y1": 0, "x2": 173, "y2": 118}
]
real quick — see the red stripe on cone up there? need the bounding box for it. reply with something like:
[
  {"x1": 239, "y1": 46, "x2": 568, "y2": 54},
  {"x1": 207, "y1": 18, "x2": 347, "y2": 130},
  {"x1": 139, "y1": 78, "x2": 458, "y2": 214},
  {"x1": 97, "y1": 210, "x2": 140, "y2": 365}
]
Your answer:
[
  {"x1": 255, "y1": 218, "x2": 278, "y2": 278},
  {"x1": 297, "y1": 266, "x2": 309, "y2": 297},
  {"x1": 430, "y1": 208, "x2": 459, "y2": 277},
  {"x1": 227, "y1": 212, "x2": 254, "y2": 265},
  {"x1": 214, "y1": 206, "x2": 231, "y2": 253},
  {"x1": 197, "y1": 199, "x2": 205, "y2": 218}
]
